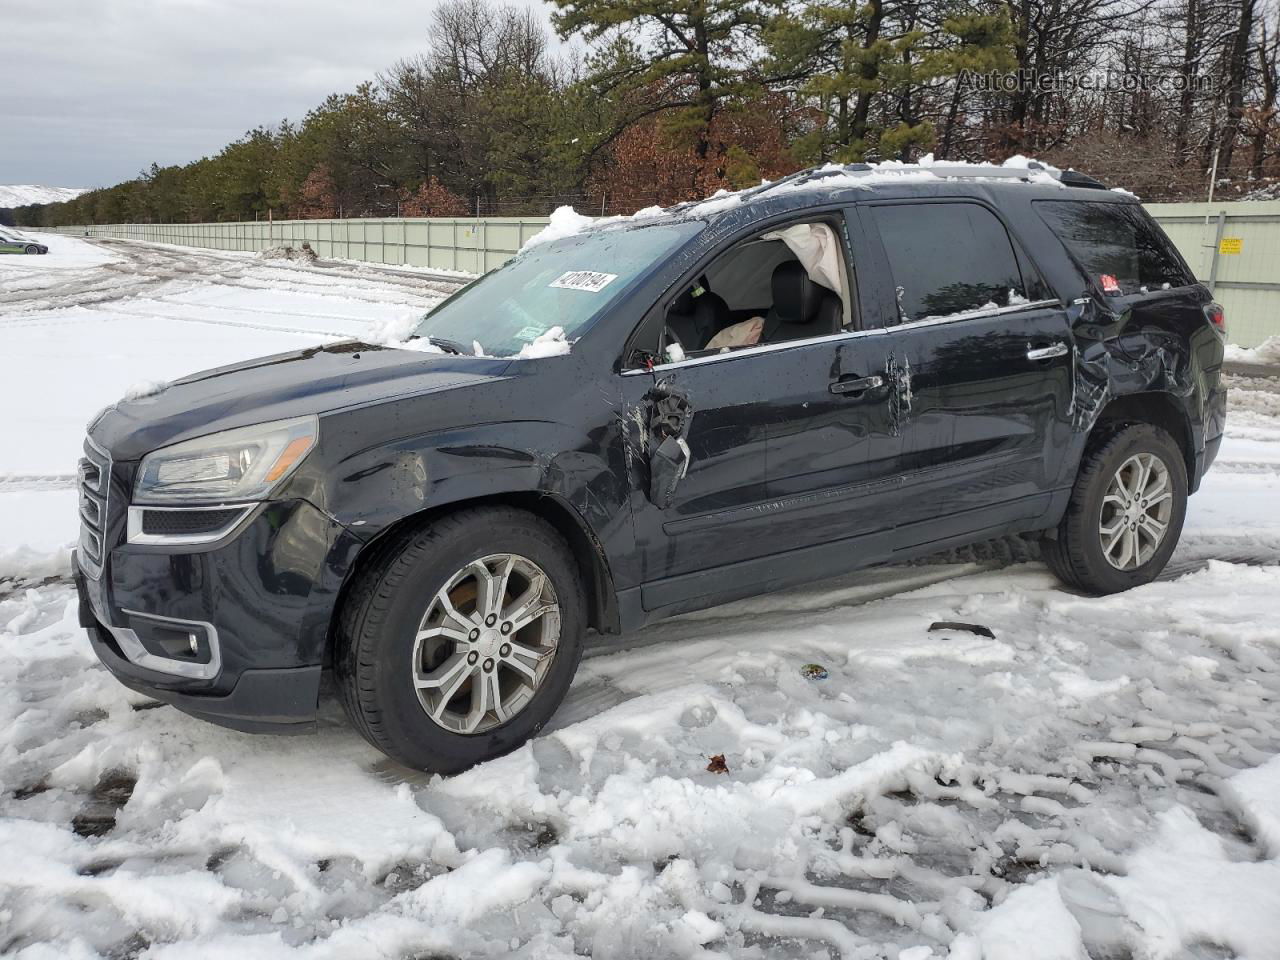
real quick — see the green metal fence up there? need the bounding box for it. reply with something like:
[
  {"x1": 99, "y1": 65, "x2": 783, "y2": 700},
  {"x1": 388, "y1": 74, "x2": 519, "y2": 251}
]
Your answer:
[
  {"x1": 54, "y1": 217, "x2": 551, "y2": 275},
  {"x1": 50, "y1": 201, "x2": 1280, "y2": 346},
  {"x1": 1144, "y1": 201, "x2": 1280, "y2": 349}
]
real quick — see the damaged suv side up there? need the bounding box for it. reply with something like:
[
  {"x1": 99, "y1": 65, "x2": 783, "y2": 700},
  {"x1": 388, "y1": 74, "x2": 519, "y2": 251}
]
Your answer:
[{"x1": 75, "y1": 163, "x2": 1227, "y2": 771}]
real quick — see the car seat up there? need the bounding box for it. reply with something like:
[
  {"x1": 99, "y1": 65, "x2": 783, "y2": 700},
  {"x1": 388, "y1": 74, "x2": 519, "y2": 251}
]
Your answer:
[
  {"x1": 665, "y1": 286, "x2": 730, "y2": 351},
  {"x1": 761, "y1": 261, "x2": 842, "y2": 342}
]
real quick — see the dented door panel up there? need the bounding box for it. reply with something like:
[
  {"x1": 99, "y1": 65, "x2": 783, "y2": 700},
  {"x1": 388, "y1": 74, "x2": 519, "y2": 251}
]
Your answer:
[
  {"x1": 886, "y1": 304, "x2": 1076, "y2": 534},
  {"x1": 620, "y1": 358, "x2": 771, "y2": 588}
]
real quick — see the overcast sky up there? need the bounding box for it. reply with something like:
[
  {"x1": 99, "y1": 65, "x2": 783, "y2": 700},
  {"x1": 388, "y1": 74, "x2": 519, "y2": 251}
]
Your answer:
[{"x1": 0, "y1": 0, "x2": 557, "y2": 189}]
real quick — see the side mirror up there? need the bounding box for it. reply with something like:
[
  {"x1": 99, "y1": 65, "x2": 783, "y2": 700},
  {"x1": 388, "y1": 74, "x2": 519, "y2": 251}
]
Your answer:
[
  {"x1": 649, "y1": 435, "x2": 691, "y2": 509},
  {"x1": 644, "y1": 380, "x2": 694, "y2": 509}
]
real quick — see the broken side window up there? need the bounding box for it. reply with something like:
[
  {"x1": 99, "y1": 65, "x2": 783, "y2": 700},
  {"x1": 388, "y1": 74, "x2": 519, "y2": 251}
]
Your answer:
[{"x1": 1034, "y1": 200, "x2": 1195, "y2": 296}]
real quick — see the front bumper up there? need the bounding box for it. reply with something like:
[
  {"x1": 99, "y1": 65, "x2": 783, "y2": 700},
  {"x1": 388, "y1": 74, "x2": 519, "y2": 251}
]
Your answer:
[{"x1": 75, "y1": 497, "x2": 358, "y2": 734}]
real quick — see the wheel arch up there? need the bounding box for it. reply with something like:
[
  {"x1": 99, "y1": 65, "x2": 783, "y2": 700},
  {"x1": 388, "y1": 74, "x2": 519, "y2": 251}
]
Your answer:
[
  {"x1": 1088, "y1": 391, "x2": 1197, "y2": 489},
  {"x1": 325, "y1": 491, "x2": 621, "y2": 666}
]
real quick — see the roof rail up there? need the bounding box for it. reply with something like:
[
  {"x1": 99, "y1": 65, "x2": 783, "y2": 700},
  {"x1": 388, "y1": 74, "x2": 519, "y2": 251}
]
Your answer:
[
  {"x1": 754, "y1": 160, "x2": 1109, "y2": 194},
  {"x1": 669, "y1": 159, "x2": 1111, "y2": 218}
]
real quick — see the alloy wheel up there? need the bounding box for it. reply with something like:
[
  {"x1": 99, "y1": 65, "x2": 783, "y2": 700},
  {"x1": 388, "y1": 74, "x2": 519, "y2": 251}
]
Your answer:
[
  {"x1": 1099, "y1": 452, "x2": 1173, "y2": 570},
  {"x1": 411, "y1": 553, "x2": 561, "y2": 734}
]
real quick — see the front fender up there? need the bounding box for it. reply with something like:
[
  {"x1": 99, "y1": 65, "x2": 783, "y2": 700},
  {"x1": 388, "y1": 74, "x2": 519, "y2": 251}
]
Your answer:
[
  {"x1": 285, "y1": 413, "x2": 639, "y2": 639},
  {"x1": 314, "y1": 421, "x2": 628, "y2": 540}
]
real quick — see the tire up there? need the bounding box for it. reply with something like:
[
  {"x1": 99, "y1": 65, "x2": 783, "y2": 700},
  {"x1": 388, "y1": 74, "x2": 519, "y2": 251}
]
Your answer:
[
  {"x1": 1041, "y1": 423, "x2": 1187, "y2": 594},
  {"x1": 24, "y1": 245, "x2": 40, "y2": 255},
  {"x1": 335, "y1": 507, "x2": 586, "y2": 772}
]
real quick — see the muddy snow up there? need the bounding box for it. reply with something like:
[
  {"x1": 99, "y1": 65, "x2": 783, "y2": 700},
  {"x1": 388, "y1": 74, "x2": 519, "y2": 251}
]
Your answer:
[{"x1": 2, "y1": 234, "x2": 1279, "y2": 959}]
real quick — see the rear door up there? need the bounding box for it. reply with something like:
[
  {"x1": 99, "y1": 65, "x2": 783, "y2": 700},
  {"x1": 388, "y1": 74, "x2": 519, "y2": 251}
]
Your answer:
[
  {"x1": 759, "y1": 209, "x2": 902, "y2": 564},
  {"x1": 860, "y1": 199, "x2": 1076, "y2": 542}
]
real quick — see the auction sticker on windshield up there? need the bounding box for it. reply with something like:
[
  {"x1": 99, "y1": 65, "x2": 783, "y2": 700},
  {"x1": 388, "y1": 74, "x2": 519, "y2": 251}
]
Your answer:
[{"x1": 550, "y1": 271, "x2": 617, "y2": 293}]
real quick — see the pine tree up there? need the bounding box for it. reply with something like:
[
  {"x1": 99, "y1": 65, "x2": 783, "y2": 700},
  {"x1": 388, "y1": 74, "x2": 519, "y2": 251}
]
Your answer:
[{"x1": 550, "y1": 0, "x2": 771, "y2": 169}]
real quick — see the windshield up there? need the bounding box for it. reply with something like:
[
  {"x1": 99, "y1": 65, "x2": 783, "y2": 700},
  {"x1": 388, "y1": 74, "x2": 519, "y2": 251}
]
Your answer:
[{"x1": 413, "y1": 220, "x2": 703, "y2": 357}]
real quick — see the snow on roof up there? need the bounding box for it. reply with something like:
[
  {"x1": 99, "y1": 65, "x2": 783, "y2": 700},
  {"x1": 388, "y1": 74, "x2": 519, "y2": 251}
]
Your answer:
[{"x1": 521, "y1": 154, "x2": 1070, "y2": 252}]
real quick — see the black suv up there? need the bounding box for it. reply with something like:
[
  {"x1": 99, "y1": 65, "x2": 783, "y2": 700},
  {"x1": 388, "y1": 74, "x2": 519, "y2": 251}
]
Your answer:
[{"x1": 74, "y1": 163, "x2": 1227, "y2": 771}]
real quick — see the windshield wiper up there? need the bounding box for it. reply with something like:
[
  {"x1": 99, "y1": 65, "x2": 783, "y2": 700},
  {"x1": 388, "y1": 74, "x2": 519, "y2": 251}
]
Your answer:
[{"x1": 408, "y1": 334, "x2": 467, "y2": 355}]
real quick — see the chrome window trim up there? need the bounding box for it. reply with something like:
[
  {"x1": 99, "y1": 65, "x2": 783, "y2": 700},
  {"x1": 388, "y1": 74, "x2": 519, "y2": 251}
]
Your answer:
[
  {"x1": 621, "y1": 299, "x2": 1061, "y2": 375},
  {"x1": 890, "y1": 298, "x2": 1062, "y2": 332},
  {"x1": 108, "y1": 609, "x2": 222, "y2": 681},
  {"x1": 126, "y1": 503, "x2": 257, "y2": 546}
]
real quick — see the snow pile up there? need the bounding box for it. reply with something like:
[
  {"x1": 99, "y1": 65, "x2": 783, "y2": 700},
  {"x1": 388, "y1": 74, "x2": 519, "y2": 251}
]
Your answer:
[
  {"x1": 1225, "y1": 756, "x2": 1280, "y2": 856},
  {"x1": 1225, "y1": 334, "x2": 1280, "y2": 364},
  {"x1": 522, "y1": 206, "x2": 600, "y2": 251},
  {"x1": 958, "y1": 877, "x2": 1087, "y2": 960},
  {"x1": 258, "y1": 243, "x2": 318, "y2": 263},
  {"x1": 365, "y1": 313, "x2": 445, "y2": 353},
  {"x1": 0, "y1": 543, "x2": 73, "y2": 585},
  {"x1": 121, "y1": 380, "x2": 168, "y2": 401},
  {"x1": 0, "y1": 185, "x2": 89, "y2": 207},
  {"x1": 1107, "y1": 797, "x2": 1280, "y2": 958},
  {"x1": 516, "y1": 325, "x2": 571, "y2": 359}
]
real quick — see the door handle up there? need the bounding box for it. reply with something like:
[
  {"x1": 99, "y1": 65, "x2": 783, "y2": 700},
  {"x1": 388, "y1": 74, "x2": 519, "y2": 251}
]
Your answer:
[
  {"x1": 1026, "y1": 342, "x2": 1069, "y2": 361},
  {"x1": 829, "y1": 375, "x2": 884, "y2": 396}
]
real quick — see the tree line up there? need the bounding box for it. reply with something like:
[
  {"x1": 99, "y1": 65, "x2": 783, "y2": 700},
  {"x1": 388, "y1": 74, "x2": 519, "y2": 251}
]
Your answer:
[{"x1": 11, "y1": 0, "x2": 1280, "y2": 227}]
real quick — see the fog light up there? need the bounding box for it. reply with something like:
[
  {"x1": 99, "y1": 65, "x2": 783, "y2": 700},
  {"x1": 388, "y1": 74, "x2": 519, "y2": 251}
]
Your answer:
[{"x1": 128, "y1": 617, "x2": 212, "y2": 663}]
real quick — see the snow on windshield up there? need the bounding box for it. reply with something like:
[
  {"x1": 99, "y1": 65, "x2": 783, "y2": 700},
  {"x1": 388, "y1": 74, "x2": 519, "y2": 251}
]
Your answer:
[{"x1": 409, "y1": 219, "x2": 703, "y2": 359}]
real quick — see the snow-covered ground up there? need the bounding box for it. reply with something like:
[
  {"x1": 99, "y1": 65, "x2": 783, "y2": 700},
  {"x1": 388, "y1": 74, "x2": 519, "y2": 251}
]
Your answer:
[
  {"x1": 2, "y1": 234, "x2": 1279, "y2": 959},
  {"x1": 0, "y1": 232, "x2": 464, "y2": 574}
]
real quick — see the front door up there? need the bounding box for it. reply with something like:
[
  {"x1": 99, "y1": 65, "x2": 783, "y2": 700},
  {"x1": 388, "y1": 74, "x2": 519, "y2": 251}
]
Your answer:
[
  {"x1": 861, "y1": 199, "x2": 1076, "y2": 543},
  {"x1": 620, "y1": 354, "x2": 771, "y2": 609}
]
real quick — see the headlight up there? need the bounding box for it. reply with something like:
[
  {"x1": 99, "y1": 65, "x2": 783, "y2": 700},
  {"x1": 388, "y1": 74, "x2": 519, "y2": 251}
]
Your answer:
[{"x1": 134, "y1": 415, "x2": 318, "y2": 504}]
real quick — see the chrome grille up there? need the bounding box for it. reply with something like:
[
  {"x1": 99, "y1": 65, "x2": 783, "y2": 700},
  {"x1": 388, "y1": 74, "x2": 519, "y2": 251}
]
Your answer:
[{"x1": 78, "y1": 438, "x2": 111, "y2": 578}]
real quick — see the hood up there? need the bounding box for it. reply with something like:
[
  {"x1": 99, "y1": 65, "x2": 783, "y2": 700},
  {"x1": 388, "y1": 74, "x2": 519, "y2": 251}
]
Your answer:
[{"x1": 89, "y1": 340, "x2": 514, "y2": 460}]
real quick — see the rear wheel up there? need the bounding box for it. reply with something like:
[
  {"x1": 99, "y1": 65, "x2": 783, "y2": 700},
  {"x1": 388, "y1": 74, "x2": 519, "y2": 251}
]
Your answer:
[
  {"x1": 1041, "y1": 423, "x2": 1187, "y2": 594},
  {"x1": 336, "y1": 507, "x2": 586, "y2": 772}
]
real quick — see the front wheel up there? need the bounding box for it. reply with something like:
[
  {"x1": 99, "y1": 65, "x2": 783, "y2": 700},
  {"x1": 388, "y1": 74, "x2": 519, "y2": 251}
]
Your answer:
[
  {"x1": 24, "y1": 245, "x2": 41, "y2": 255},
  {"x1": 336, "y1": 507, "x2": 586, "y2": 772},
  {"x1": 1041, "y1": 423, "x2": 1188, "y2": 594}
]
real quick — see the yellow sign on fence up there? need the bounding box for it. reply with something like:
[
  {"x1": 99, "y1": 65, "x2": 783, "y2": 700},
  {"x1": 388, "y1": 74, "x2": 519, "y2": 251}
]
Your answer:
[{"x1": 1219, "y1": 237, "x2": 1244, "y2": 255}]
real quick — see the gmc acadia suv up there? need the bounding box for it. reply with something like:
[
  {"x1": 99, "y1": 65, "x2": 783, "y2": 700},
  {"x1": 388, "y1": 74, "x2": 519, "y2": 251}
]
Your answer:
[{"x1": 74, "y1": 163, "x2": 1227, "y2": 771}]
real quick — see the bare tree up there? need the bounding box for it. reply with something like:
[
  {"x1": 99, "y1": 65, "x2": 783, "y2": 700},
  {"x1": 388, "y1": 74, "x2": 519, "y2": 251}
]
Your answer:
[{"x1": 1219, "y1": 0, "x2": 1260, "y2": 171}]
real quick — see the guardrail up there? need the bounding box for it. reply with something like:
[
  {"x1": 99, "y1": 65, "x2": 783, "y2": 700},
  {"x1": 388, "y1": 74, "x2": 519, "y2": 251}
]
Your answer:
[{"x1": 50, "y1": 200, "x2": 1280, "y2": 346}]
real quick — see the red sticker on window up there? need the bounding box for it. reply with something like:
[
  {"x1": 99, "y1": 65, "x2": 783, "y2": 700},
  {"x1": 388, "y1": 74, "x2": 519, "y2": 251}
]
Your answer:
[{"x1": 1100, "y1": 273, "x2": 1121, "y2": 294}]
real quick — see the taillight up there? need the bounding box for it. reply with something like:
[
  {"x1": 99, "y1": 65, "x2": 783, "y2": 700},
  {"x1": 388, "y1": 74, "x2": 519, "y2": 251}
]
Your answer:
[{"x1": 1204, "y1": 302, "x2": 1226, "y2": 336}]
